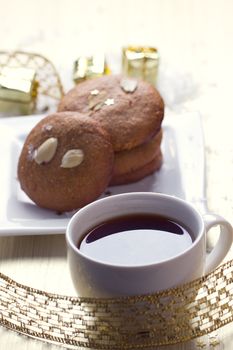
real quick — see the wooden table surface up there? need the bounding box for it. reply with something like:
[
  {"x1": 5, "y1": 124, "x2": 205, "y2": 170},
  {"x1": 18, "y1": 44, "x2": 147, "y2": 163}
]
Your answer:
[{"x1": 0, "y1": 0, "x2": 233, "y2": 348}]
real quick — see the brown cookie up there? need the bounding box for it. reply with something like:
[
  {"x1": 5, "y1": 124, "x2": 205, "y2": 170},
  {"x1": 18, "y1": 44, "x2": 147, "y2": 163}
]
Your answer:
[
  {"x1": 58, "y1": 75, "x2": 164, "y2": 152},
  {"x1": 18, "y1": 112, "x2": 114, "y2": 212},
  {"x1": 113, "y1": 129, "x2": 162, "y2": 178},
  {"x1": 110, "y1": 151, "x2": 163, "y2": 186}
]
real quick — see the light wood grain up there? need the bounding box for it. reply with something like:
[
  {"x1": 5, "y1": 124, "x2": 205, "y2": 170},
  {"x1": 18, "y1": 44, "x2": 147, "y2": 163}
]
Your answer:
[{"x1": 0, "y1": 0, "x2": 232, "y2": 348}]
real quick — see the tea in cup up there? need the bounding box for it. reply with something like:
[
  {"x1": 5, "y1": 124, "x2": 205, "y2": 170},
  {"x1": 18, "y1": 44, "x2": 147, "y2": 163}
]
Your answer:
[{"x1": 66, "y1": 192, "x2": 233, "y2": 297}]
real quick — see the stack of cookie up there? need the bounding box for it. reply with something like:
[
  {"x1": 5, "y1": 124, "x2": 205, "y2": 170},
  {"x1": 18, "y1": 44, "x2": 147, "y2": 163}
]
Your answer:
[
  {"x1": 58, "y1": 75, "x2": 164, "y2": 185},
  {"x1": 18, "y1": 75, "x2": 164, "y2": 212}
]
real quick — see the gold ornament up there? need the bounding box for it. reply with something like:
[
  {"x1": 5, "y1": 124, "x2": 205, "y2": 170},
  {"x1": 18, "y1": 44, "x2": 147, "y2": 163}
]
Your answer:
[
  {"x1": 122, "y1": 46, "x2": 159, "y2": 86},
  {"x1": 73, "y1": 54, "x2": 111, "y2": 84},
  {"x1": 0, "y1": 51, "x2": 64, "y2": 116}
]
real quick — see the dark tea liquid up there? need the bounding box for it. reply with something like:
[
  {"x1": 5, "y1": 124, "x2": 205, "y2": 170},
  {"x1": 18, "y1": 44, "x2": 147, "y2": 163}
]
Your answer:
[{"x1": 79, "y1": 214, "x2": 194, "y2": 266}]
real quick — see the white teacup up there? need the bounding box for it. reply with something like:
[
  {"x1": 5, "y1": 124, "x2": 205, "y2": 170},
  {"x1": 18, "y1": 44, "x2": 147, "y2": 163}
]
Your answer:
[{"x1": 66, "y1": 192, "x2": 233, "y2": 297}]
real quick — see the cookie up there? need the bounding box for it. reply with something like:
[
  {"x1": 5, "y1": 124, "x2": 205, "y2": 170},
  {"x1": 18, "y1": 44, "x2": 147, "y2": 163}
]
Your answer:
[
  {"x1": 113, "y1": 129, "x2": 162, "y2": 178},
  {"x1": 110, "y1": 151, "x2": 163, "y2": 186},
  {"x1": 58, "y1": 75, "x2": 164, "y2": 152},
  {"x1": 18, "y1": 112, "x2": 114, "y2": 212}
]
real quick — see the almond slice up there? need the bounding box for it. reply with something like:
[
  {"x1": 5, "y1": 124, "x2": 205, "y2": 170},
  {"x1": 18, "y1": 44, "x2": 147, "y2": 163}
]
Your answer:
[
  {"x1": 120, "y1": 78, "x2": 138, "y2": 93},
  {"x1": 34, "y1": 137, "x2": 58, "y2": 164},
  {"x1": 61, "y1": 149, "x2": 84, "y2": 168}
]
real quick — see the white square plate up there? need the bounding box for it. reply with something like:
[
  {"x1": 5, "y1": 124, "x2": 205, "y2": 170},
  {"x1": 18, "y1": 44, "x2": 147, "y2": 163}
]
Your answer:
[{"x1": 0, "y1": 112, "x2": 206, "y2": 236}]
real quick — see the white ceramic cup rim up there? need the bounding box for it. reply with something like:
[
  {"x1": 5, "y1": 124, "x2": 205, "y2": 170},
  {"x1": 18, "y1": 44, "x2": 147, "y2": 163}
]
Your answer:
[{"x1": 66, "y1": 192, "x2": 205, "y2": 269}]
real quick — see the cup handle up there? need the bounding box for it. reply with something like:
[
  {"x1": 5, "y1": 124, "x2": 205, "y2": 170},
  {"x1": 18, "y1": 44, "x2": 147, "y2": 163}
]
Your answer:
[{"x1": 204, "y1": 213, "x2": 233, "y2": 274}]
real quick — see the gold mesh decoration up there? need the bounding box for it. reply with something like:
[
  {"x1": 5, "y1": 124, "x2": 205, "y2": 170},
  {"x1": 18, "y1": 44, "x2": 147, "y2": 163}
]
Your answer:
[
  {"x1": 0, "y1": 50, "x2": 64, "y2": 113},
  {"x1": 0, "y1": 259, "x2": 233, "y2": 349}
]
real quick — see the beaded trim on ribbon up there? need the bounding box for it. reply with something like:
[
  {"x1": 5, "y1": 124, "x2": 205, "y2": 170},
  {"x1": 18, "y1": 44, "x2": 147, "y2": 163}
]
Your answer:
[{"x1": 0, "y1": 260, "x2": 232, "y2": 349}]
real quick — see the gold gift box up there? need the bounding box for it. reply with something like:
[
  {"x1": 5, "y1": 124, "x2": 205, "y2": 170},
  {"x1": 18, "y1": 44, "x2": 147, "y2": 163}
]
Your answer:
[
  {"x1": 122, "y1": 46, "x2": 159, "y2": 85},
  {"x1": 0, "y1": 66, "x2": 38, "y2": 116},
  {"x1": 73, "y1": 54, "x2": 110, "y2": 84}
]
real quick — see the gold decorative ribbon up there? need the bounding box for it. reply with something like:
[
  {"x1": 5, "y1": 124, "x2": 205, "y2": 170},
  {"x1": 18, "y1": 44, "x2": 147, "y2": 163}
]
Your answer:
[{"x1": 0, "y1": 259, "x2": 232, "y2": 349}]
